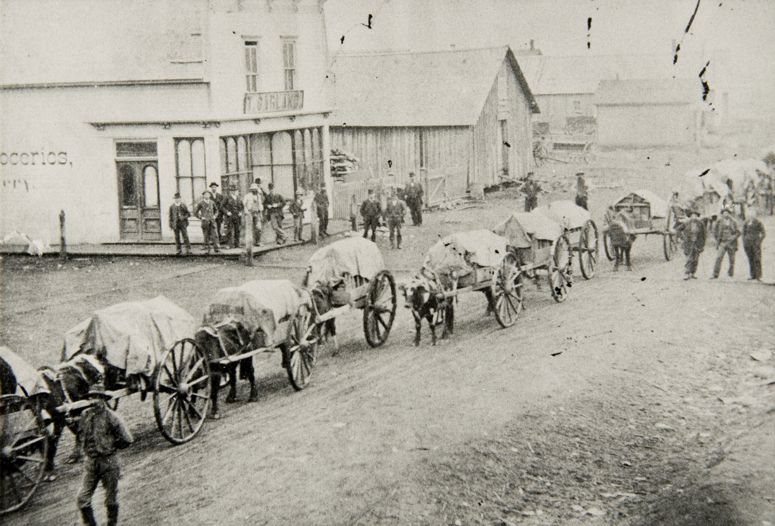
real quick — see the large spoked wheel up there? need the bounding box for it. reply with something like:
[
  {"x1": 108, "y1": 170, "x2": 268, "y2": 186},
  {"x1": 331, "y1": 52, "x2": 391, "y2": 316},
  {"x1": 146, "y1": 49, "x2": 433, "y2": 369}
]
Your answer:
[
  {"x1": 363, "y1": 270, "x2": 397, "y2": 348},
  {"x1": 603, "y1": 229, "x2": 614, "y2": 261},
  {"x1": 578, "y1": 220, "x2": 599, "y2": 279},
  {"x1": 0, "y1": 394, "x2": 49, "y2": 515},
  {"x1": 286, "y1": 303, "x2": 319, "y2": 391},
  {"x1": 548, "y1": 235, "x2": 573, "y2": 303},
  {"x1": 153, "y1": 339, "x2": 211, "y2": 445},
  {"x1": 493, "y1": 253, "x2": 524, "y2": 328},
  {"x1": 663, "y1": 208, "x2": 678, "y2": 261}
]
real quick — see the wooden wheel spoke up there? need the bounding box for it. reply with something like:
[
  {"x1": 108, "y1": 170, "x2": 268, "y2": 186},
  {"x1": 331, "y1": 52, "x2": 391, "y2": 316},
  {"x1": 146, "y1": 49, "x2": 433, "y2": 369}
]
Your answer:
[
  {"x1": 11, "y1": 435, "x2": 46, "y2": 453},
  {"x1": 163, "y1": 364, "x2": 177, "y2": 386},
  {"x1": 9, "y1": 463, "x2": 36, "y2": 489},
  {"x1": 180, "y1": 399, "x2": 195, "y2": 434},
  {"x1": 187, "y1": 375, "x2": 210, "y2": 388},
  {"x1": 184, "y1": 357, "x2": 205, "y2": 382},
  {"x1": 176, "y1": 402, "x2": 184, "y2": 439},
  {"x1": 186, "y1": 399, "x2": 204, "y2": 421},
  {"x1": 14, "y1": 455, "x2": 44, "y2": 464},
  {"x1": 161, "y1": 397, "x2": 178, "y2": 427}
]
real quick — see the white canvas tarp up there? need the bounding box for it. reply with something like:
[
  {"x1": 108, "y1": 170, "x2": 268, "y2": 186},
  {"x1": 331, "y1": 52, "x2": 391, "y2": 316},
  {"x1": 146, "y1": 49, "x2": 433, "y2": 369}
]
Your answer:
[
  {"x1": 62, "y1": 296, "x2": 195, "y2": 377},
  {"x1": 711, "y1": 160, "x2": 755, "y2": 201},
  {"x1": 307, "y1": 237, "x2": 384, "y2": 286},
  {"x1": 423, "y1": 230, "x2": 509, "y2": 275},
  {"x1": 0, "y1": 346, "x2": 49, "y2": 397},
  {"x1": 202, "y1": 280, "x2": 305, "y2": 346},
  {"x1": 493, "y1": 211, "x2": 564, "y2": 248},
  {"x1": 534, "y1": 200, "x2": 591, "y2": 229}
]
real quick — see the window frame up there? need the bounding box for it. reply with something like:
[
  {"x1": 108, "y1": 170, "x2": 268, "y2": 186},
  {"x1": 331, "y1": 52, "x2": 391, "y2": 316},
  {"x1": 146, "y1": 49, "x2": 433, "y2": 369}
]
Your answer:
[
  {"x1": 174, "y1": 138, "x2": 207, "y2": 207},
  {"x1": 244, "y1": 39, "x2": 259, "y2": 93},
  {"x1": 281, "y1": 37, "x2": 297, "y2": 91}
]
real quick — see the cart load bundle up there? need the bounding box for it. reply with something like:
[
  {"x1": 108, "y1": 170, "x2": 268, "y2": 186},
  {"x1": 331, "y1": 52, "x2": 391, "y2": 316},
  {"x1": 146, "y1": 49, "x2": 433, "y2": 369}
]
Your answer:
[
  {"x1": 423, "y1": 230, "x2": 509, "y2": 288},
  {"x1": 200, "y1": 279, "x2": 308, "y2": 352},
  {"x1": 534, "y1": 200, "x2": 591, "y2": 230},
  {"x1": 711, "y1": 159, "x2": 756, "y2": 202},
  {"x1": 610, "y1": 190, "x2": 668, "y2": 229},
  {"x1": 307, "y1": 237, "x2": 384, "y2": 287},
  {"x1": 0, "y1": 347, "x2": 49, "y2": 397},
  {"x1": 679, "y1": 170, "x2": 728, "y2": 217},
  {"x1": 62, "y1": 296, "x2": 195, "y2": 379}
]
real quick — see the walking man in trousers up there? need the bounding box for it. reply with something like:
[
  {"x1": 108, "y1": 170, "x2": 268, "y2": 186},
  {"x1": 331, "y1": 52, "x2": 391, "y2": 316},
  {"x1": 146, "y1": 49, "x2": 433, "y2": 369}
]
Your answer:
[
  {"x1": 743, "y1": 208, "x2": 766, "y2": 280},
  {"x1": 361, "y1": 189, "x2": 382, "y2": 242},
  {"x1": 711, "y1": 208, "x2": 740, "y2": 279},
  {"x1": 195, "y1": 190, "x2": 220, "y2": 254},
  {"x1": 76, "y1": 384, "x2": 133, "y2": 526},
  {"x1": 385, "y1": 191, "x2": 406, "y2": 249},
  {"x1": 168, "y1": 192, "x2": 190, "y2": 255},
  {"x1": 404, "y1": 172, "x2": 424, "y2": 226},
  {"x1": 677, "y1": 208, "x2": 706, "y2": 280}
]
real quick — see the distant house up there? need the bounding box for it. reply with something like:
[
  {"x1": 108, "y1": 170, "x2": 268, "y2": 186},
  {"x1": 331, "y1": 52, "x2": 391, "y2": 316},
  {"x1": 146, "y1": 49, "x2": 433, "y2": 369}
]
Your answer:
[
  {"x1": 329, "y1": 46, "x2": 539, "y2": 200},
  {"x1": 594, "y1": 79, "x2": 701, "y2": 148}
]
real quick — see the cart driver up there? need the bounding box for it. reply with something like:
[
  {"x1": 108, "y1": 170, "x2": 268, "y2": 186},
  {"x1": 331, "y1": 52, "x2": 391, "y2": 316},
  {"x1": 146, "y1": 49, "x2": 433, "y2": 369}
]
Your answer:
[{"x1": 76, "y1": 383, "x2": 133, "y2": 526}]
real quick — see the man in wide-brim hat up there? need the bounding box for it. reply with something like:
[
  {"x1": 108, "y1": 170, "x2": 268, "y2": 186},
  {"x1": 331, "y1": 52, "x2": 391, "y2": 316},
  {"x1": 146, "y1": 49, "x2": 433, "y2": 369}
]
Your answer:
[
  {"x1": 76, "y1": 383, "x2": 133, "y2": 526},
  {"x1": 676, "y1": 207, "x2": 706, "y2": 280},
  {"x1": 208, "y1": 181, "x2": 226, "y2": 243}
]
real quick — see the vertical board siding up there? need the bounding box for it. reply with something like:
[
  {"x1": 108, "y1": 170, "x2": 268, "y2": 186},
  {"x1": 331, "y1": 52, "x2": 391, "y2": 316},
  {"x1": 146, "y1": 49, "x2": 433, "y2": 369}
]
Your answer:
[{"x1": 472, "y1": 76, "x2": 500, "y2": 187}]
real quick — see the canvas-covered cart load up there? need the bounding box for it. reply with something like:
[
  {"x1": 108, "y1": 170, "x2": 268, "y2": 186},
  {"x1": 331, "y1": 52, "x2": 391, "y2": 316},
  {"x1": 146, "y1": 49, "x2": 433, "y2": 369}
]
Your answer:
[
  {"x1": 679, "y1": 169, "x2": 730, "y2": 219},
  {"x1": 305, "y1": 238, "x2": 397, "y2": 348},
  {"x1": 710, "y1": 159, "x2": 758, "y2": 204},
  {"x1": 193, "y1": 279, "x2": 318, "y2": 393},
  {"x1": 0, "y1": 347, "x2": 50, "y2": 515},
  {"x1": 533, "y1": 200, "x2": 599, "y2": 279},
  {"x1": 603, "y1": 190, "x2": 677, "y2": 262},
  {"x1": 423, "y1": 229, "x2": 509, "y2": 289},
  {"x1": 493, "y1": 210, "x2": 573, "y2": 305},
  {"x1": 62, "y1": 296, "x2": 211, "y2": 445}
]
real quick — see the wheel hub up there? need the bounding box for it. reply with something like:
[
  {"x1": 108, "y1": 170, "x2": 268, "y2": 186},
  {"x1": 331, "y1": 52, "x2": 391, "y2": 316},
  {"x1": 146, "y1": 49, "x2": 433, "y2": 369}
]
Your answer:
[{"x1": 1, "y1": 445, "x2": 13, "y2": 459}]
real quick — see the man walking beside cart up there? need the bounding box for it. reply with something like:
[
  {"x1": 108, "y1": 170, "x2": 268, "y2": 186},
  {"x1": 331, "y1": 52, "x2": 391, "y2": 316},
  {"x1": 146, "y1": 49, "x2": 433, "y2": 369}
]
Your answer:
[
  {"x1": 265, "y1": 183, "x2": 288, "y2": 245},
  {"x1": 522, "y1": 172, "x2": 541, "y2": 212},
  {"x1": 404, "y1": 172, "x2": 424, "y2": 226},
  {"x1": 361, "y1": 189, "x2": 382, "y2": 242},
  {"x1": 76, "y1": 384, "x2": 133, "y2": 526},
  {"x1": 677, "y1": 208, "x2": 706, "y2": 280}
]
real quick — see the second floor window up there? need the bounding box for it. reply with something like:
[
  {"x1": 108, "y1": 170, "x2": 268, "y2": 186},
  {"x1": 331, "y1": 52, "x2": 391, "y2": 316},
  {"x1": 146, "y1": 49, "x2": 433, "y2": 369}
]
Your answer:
[
  {"x1": 245, "y1": 41, "x2": 258, "y2": 92},
  {"x1": 282, "y1": 38, "x2": 297, "y2": 90}
]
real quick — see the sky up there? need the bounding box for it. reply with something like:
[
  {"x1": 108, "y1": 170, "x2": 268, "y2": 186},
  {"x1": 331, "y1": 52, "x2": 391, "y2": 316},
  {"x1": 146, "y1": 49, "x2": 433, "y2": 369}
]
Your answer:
[{"x1": 323, "y1": 0, "x2": 775, "y2": 117}]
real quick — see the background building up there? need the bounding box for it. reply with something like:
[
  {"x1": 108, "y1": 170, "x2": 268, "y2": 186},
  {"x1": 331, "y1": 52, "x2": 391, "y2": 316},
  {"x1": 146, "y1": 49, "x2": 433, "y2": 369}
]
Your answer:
[
  {"x1": 0, "y1": 0, "x2": 332, "y2": 244},
  {"x1": 329, "y1": 46, "x2": 538, "y2": 208}
]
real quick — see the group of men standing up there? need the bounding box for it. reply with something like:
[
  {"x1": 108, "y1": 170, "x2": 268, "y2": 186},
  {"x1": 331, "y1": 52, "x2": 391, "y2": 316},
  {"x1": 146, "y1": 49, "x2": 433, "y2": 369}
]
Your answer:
[
  {"x1": 677, "y1": 206, "x2": 766, "y2": 281},
  {"x1": 353, "y1": 172, "x2": 424, "y2": 249},
  {"x1": 168, "y1": 179, "x2": 320, "y2": 255}
]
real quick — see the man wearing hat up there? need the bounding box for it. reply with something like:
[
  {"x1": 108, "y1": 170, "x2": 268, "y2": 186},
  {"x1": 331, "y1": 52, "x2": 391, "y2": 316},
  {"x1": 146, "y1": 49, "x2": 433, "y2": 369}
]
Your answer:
[
  {"x1": 289, "y1": 189, "x2": 307, "y2": 242},
  {"x1": 208, "y1": 181, "x2": 226, "y2": 243},
  {"x1": 243, "y1": 183, "x2": 263, "y2": 246},
  {"x1": 194, "y1": 190, "x2": 220, "y2": 253},
  {"x1": 575, "y1": 172, "x2": 589, "y2": 210},
  {"x1": 742, "y1": 208, "x2": 766, "y2": 281},
  {"x1": 404, "y1": 172, "x2": 424, "y2": 226},
  {"x1": 168, "y1": 192, "x2": 190, "y2": 255},
  {"x1": 76, "y1": 384, "x2": 133, "y2": 526},
  {"x1": 265, "y1": 182, "x2": 288, "y2": 244},
  {"x1": 222, "y1": 186, "x2": 244, "y2": 248},
  {"x1": 711, "y1": 207, "x2": 740, "y2": 279},
  {"x1": 521, "y1": 172, "x2": 541, "y2": 212},
  {"x1": 676, "y1": 208, "x2": 707, "y2": 280},
  {"x1": 314, "y1": 183, "x2": 330, "y2": 238},
  {"x1": 384, "y1": 190, "x2": 406, "y2": 249},
  {"x1": 360, "y1": 189, "x2": 382, "y2": 242}
]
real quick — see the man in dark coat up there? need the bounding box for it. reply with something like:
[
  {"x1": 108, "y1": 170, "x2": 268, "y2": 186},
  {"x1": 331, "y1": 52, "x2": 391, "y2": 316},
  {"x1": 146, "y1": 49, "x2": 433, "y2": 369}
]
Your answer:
[
  {"x1": 676, "y1": 208, "x2": 706, "y2": 280},
  {"x1": 265, "y1": 183, "x2": 288, "y2": 244},
  {"x1": 209, "y1": 182, "x2": 226, "y2": 242},
  {"x1": 521, "y1": 172, "x2": 541, "y2": 212},
  {"x1": 608, "y1": 209, "x2": 634, "y2": 271},
  {"x1": 743, "y1": 208, "x2": 766, "y2": 280},
  {"x1": 404, "y1": 172, "x2": 424, "y2": 226},
  {"x1": 361, "y1": 189, "x2": 382, "y2": 242},
  {"x1": 222, "y1": 186, "x2": 244, "y2": 248},
  {"x1": 711, "y1": 208, "x2": 740, "y2": 279},
  {"x1": 314, "y1": 183, "x2": 330, "y2": 238},
  {"x1": 168, "y1": 192, "x2": 191, "y2": 255},
  {"x1": 194, "y1": 190, "x2": 220, "y2": 254},
  {"x1": 575, "y1": 172, "x2": 589, "y2": 210},
  {"x1": 289, "y1": 190, "x2": 306, "y2": 242},
  {"x1": 76, "y1": 384, "x2": 133, "y2": 526},
  {"x1": 384, "y1": 191, "x2": 406, "y2": 249}
]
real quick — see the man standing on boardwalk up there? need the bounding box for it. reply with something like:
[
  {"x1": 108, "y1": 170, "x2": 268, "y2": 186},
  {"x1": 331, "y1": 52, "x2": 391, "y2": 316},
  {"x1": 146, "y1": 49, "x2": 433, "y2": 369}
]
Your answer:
[
  {"x1": 404, "y1": 172, "x2": 424, "y2": 226},
  {"x1": 521, "y1": 172, "x2": 541, "y2": 212},
  {"x1": 711, "y1": 208, "x2": 740, "y2": 279},
  {"x1": 289, "y1": 190, "x2": 306, "y2": 242},
  {"x1": 222, "y1": 186, "x2": 243, "y2": 248},
  {"x1": 168, "y1": 192, "x2": 190, "y2": 256},
  {"x1": 575, "y1": 172, "x2": 589, "y2": 210},
  {"x1": 385, "y1": 190, "x2": 406, "y2": 249},
  {"x1": 265, "y1": 183, "x2": 288, "y2": 244},
  {"x1": 361, "y1": 189, "x2": 382, "y2": 242},
  {"x1": 195, "y1": 190, "x2": 220, "y2": 254},
  {"x1": 76, "y1": 384, "x2": 133, "y2": 526},
  {"x1": 209, "y1": 182, "x2": 225, "y2": 243},
  {"x1": 315, "y1": 183, "x2": 330, "y2": 238},
  {"x1": 743, "y1": 208, "x2": 766, "y2": 281},
  {"x1": 677, "y1": 208, "x2": 706, "y2": 280},
  {"x1": 243, "y1": 183, "x2": 263, "y2": 246}
]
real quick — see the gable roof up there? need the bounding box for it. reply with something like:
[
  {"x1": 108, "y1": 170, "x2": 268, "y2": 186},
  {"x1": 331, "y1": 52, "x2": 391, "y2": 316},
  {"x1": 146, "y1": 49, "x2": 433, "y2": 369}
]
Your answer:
[
  {"x1": 519, "y1": 54, "x2": 698, "y2": 96},
  {"x1": 330, "y1": 46, "x2": 538, "y2": 127},
  {"x1": 595, "y1": 79, "x2": 699, "y2": 106}
]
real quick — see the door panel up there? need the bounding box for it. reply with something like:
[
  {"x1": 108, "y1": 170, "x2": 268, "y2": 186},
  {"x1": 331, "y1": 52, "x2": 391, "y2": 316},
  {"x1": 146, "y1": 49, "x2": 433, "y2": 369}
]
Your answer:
[
  {"x1": 141, "y1": 164, "x2": 162, "y2": 240},
  {"x1": 117, "y1": 161, "x2": 161, "y2": 240}
]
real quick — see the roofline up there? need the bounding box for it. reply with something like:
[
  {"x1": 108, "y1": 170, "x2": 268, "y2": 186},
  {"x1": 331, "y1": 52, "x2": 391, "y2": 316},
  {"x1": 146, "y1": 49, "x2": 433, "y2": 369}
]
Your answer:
[
  {"x1": 330, "y1": 123, "x2": 472, "y2": 128},
  {"x1": 0, "y1": 78, "x2": 209, "y2": 90},
  {"x1": 504, "y1": 47, "x2": 540, "y2": 114},
  {"x1": 594, "y1": 101, "x2": 696, "y2": 107},
  {"x1": 335, "y1": 45, "x2": 511, "y2": 58},
  {"x1": 87, "y1": 109, "x2": 333, "y2": 128}
]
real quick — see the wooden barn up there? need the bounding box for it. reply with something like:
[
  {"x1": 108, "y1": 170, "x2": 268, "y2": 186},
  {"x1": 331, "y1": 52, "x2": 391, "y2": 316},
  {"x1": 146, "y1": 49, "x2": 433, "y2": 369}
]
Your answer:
[{"x1": 329, "y1": 46, "x2": 539, "y2": 203}]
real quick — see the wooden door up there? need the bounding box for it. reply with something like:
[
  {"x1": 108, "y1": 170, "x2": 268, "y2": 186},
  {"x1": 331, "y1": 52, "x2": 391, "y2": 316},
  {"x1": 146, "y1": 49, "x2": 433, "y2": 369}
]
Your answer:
[{"x1": 118, "y1": 161, "x2": 162, "y2": 240}]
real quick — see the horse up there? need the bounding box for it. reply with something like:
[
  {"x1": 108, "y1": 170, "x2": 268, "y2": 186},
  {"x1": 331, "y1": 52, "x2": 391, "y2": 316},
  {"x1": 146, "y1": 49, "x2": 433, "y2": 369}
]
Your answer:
[{"x1": 195, "y1": 324, "x2": 258, "y2": 419}]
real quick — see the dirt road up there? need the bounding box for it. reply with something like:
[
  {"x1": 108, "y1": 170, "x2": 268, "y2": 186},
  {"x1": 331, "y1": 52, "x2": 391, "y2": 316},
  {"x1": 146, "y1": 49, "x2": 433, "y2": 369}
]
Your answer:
[{"x1": 3, "y1": 188, "x2": 775, "y2": 525}]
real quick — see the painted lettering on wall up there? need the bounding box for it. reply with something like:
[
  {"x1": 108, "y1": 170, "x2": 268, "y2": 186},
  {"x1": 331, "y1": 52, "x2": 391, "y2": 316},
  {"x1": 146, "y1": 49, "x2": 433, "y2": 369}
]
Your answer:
[{"x1": 0, "y1": 150, "x2": 71, "y2": 166}]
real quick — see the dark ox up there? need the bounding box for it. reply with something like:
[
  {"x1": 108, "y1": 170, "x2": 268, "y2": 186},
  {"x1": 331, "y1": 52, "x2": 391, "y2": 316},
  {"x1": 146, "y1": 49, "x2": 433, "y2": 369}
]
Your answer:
[{"x1": 401, "y1": 277, "x2": 454, "y2": 346}]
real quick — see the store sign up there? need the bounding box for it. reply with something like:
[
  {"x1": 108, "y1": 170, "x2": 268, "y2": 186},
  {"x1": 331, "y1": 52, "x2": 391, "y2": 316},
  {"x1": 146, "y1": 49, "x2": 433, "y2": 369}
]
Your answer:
[{"x1": 243, "y1": 90, "x2": 304, "y2": 114}]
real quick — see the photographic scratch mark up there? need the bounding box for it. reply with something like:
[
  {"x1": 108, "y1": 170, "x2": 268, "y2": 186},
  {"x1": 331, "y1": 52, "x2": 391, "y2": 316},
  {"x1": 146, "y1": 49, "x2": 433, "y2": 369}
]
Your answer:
[
  {"x1": 698, "y1": 168, "x2": 710, "y2": 177},
  {"x1": 699, "y1": 60, "x2": 711, "y2": 102},
  {"x1": 361, "y1": 13, "x2": 373, "y2": 29},
  {"x1": 387, "y1": 160, "x2": 392, "y2": 168},
  {"x1": 587, "y1": 17, "x2": 592, "y2": 49},
  {"x1": 504, "y1": 141, "x2": 511, "y2": 148},
  {"x1": 674, "y1": 0, "x2": 702, "y2": 64},
  {"x1": 340, "y1": 35, "x2": 345, "y2": 45}
]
